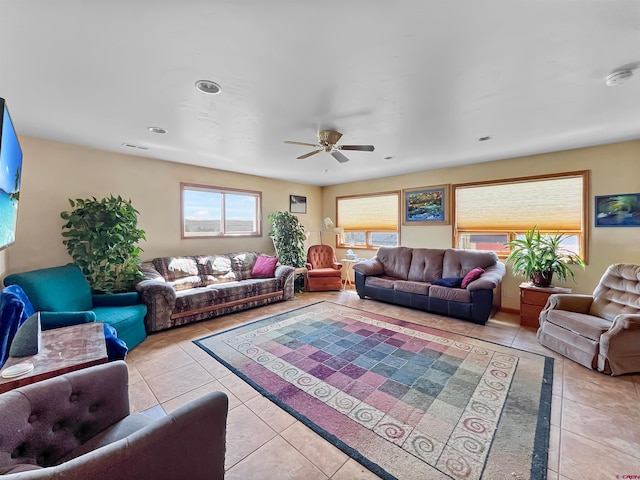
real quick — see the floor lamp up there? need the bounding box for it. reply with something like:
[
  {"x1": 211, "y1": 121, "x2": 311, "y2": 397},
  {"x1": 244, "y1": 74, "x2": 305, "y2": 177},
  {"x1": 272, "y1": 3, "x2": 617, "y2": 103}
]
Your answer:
[{"x1": 319, "y1": 217, "x2": 344, "y2": 245}]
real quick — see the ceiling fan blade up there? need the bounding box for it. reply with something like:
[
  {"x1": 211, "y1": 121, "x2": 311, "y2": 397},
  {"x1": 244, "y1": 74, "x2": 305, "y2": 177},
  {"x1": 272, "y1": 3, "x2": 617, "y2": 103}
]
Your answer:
[
  {"x1": 284, "y1": 140, "x2": 318, "y2": 147},
  {"x1": 297, "y1": 149, "x2": 322, "y2": 160},
  {"x1": 331, "y1": 150, "x2": 350, "y2": 163},
  {"x1": 338, "y1": 145, "x2": 375, "y2": 152}
]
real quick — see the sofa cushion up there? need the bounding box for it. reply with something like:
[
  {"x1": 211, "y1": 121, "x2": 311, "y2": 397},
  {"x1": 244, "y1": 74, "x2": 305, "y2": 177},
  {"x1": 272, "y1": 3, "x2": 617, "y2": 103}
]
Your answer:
[
  {"x1": 4, "y1": 264, "x2": 93, "y2": 312},
  {"x1": 429, "y1": 285, "x2": 472, "y2": 303},
  {"x1": 393, "y1": 280, "x2": 430, "y2": 295},
  {"x1": 195, "y1": 255, "x2": 233, "y2": 277},
  {"x1": 170, "y1": 276, "x2": 205, "y2": 291},
  {"x1": 377, "y1": 246, "x2": 413, "y2": 280},
  {"x1": 153, "y1": 257, "x2": 199, "y2": 282},
  {"x1": 544, "y1": 310, "x2": 612, "y2": 341},
  {"x1": 442, "y1": 249, "x2": 497, "y2": 278},
  {"x1": 230, "y1": 252, "x2": 259, "y2": 281},
  {"x1": 251, "y1": 256, "x2": 278, "y2": 278},
  {"x1": 366, "y1": 276, "x2": 397, "y2": 289},
  {"x1": 408, "y1": 248, "x2": 445, "y2": 282},
  {"x1": 461, "y1": 267, "x2": 485, "y2": 289},
  {"x1": 590, "y1": 263, "x2": 640, "y2": 321}
]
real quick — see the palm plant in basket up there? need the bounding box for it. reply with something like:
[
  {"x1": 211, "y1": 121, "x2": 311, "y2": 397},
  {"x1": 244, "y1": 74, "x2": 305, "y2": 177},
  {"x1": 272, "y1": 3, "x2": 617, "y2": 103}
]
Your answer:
[{"x1": 505, "y1": 226, "x2": 585, "y2": 287}]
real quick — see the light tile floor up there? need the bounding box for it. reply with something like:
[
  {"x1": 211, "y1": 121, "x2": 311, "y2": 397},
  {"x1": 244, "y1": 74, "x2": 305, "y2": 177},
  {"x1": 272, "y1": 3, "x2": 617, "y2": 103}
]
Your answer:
[{"x1": 125, "y1": 290, "x2": 640, "y2": 480}]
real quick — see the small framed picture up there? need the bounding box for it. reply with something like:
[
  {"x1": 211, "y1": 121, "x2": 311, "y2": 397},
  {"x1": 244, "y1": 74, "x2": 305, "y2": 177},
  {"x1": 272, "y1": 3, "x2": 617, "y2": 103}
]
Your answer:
[
  {"x1": 595, "y1": 193, "x2": 640, "y2": 227},
  {"x1": 289, "y1": 195, "x2": 307, "y2": 214},
  {"x1": 403, "y1": 185, "x2": 450, "y2": 225}
]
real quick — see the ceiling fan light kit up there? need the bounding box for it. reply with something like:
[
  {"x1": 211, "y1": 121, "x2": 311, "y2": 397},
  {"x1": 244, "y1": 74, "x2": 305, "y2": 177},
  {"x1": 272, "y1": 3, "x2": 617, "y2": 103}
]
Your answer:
[{"x1": 284, "y1": 129, "x2": 375, "y2": 163}]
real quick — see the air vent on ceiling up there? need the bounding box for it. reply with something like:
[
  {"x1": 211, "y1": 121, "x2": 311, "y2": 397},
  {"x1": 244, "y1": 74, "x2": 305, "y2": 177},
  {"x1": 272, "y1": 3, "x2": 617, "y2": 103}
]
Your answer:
[{"x1": 122, "y1": 143, "x2": 149, "y2": 150}]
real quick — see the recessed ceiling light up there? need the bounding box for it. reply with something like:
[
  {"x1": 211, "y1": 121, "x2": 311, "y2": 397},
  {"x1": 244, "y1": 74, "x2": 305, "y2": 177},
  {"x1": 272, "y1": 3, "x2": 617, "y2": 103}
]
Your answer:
[
  {"x1": 148, "y1": 126, "x2": 167, "y2": 134},
  {"x1": 324, "y1": 169, "x2": 331, "y2": 173},
  {"x1": 195, "y1": 79, "x2": 222, "y2": 94},
  {"x1": 384, "y1": 156, "x2": 396, "y2": 160},
  {"x1": 478, "y1": 136, "x2": 492, "y2": 141}
]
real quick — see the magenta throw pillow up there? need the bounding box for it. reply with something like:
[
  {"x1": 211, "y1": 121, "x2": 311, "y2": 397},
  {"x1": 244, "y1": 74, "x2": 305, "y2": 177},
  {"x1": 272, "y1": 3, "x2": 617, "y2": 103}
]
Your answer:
[
  {"x1": 251, "y1": 255, "x2": 278, "y2": 278},
  {"x1": 461, "y1": 267, "x2": 484, "y2": 288}
]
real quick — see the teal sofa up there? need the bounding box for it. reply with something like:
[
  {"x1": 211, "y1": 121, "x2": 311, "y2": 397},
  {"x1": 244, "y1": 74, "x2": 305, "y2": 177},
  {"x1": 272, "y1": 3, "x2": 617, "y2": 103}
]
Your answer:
[{"x1": 3, "y1": 264, "x2": 147, "y2": 350}]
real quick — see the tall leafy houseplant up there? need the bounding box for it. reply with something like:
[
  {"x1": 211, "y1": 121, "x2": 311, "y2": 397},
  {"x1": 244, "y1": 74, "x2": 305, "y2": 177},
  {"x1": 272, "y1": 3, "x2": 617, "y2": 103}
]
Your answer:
[
  {"x1": 61, "y1": 195, "x2": 146, "y2": 293},
  {"x1": 268, "y1": 211, "x2": 306, "y2": 268},
  {"x1": 505, "y1": 226, "x2": 585, "y2": 287}
]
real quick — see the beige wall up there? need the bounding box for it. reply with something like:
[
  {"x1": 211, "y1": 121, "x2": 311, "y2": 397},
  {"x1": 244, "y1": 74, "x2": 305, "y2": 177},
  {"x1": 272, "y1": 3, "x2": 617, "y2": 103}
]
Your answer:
[
  {"x1": 1, "y1": 136, "x2": 322, "y2": 278},
  {"x1": 324, "y1": 140, "x2": 640, "y2": 310},
  {"x1": 3, "y1": 136, "x2": 639, "y2": 312}
]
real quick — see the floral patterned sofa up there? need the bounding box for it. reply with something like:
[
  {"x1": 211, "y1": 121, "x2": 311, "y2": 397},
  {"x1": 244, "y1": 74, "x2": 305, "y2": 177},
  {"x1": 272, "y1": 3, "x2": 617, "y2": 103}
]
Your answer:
[{"x1": 135, "y1": 252, "x2": 295, "y2": 333}]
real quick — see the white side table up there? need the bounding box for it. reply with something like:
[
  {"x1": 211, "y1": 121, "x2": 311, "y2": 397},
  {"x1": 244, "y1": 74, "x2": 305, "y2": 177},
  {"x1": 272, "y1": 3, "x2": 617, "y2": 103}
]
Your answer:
[{"x1": 339, "y1": 259, "x2": 362, "y2": 290}]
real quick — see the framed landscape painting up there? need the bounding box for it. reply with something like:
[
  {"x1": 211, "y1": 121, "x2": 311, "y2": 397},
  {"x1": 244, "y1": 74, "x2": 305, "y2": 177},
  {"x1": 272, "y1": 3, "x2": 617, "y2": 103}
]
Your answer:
[
  {"x1": 403, "y1": 184, "x2": 449, "y2": 225},
  {"x1": 595, "y1": 193, "x2": 640, "y2": 227}
]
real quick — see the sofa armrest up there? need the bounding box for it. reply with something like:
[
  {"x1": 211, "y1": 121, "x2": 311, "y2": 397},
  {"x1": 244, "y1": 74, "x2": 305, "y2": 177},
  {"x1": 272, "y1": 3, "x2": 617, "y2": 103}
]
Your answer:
[
  {"x1": 466, "y1": 262, "x2": 506, "y2": 291},
  {"x1": 39, "y1": 311, "x2": 96, "y2": 330},
  {"x1": 599, "y1": 314, "x2": 640, "y2": 375},
  {"x1": 134, "y1": 264, "x2": 176, "y2": 333},
  {"x1": 92, "y1": 292, "x2": 141, "y2": 307},
  {"x1": 353, "y1": 258, "x2": 384, "y2": 276},
  {"x1": 332, "y1": 262, "x2": 343, "y2": 270},
  {"x1": 274, "y1": 265, "x2": 295, "y2": 300},
  {"x1": 39, "y1": 391, "x2": 228, "y2": 480},
  {"x1": 544, "y1": 293, "x2": 594, "y2": 314}
]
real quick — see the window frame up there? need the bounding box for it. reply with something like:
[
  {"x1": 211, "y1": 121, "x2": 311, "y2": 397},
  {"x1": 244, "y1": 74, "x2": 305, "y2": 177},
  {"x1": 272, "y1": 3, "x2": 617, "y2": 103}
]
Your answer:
[
  {"x1": 336, "y1": 191, "x2": 401, "y2": 250},
  {"x1": 180, "y1": 182, "x2": 262, "y2": 239},
  {"x1": 452, "y1": 170, "x2": 589, "y2": 262}
]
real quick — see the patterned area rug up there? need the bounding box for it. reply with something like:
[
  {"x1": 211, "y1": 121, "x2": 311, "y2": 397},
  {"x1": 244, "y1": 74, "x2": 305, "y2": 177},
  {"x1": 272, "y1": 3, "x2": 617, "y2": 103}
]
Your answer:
[{"x1": 195, "y1": 302, "x2": 552, "y2": 480}]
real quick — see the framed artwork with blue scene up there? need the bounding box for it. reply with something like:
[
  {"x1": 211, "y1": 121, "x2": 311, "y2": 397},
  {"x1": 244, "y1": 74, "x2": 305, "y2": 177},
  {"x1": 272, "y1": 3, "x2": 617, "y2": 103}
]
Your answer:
[
  {"x1": 403, "y1": 184, "x2": 449, "y2": 225},
  {"x1": 595, "y1": 193, "x2": 640, "y2": 227}
]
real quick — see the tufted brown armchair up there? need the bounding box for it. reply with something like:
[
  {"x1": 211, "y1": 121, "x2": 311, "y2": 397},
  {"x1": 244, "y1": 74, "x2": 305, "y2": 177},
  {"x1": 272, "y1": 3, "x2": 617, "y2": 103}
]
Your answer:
[
  {"x1": 306, "y1": 245, "x2": 343, "y2": 291},
  {"x1": 537, "y1": 263, "x2": 640, "y2": 375},
  {"x1": 0, "y1": 360, "x2": 228, "y2": 479}
]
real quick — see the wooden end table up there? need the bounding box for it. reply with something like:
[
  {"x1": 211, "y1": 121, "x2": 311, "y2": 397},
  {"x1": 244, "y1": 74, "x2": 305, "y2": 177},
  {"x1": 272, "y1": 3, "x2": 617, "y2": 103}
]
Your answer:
[
  {"x1": 519, "y1": 283, "x2": 572, "y2": 328},
  {"x1": 294, "y1": 267, "x2": 308, "y2": 292},
  {"x1": 0, "y1": 322, "x2": 108, "y2": 393}
]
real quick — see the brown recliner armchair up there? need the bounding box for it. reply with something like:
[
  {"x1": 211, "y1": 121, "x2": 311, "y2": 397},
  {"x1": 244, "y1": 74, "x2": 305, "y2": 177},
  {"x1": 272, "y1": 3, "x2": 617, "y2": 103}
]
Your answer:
[
  {"x1": 306, "y1": 245, "x2": 343, "y2": 291},
  {"x1": 0, "y1": 361, "x2": 228, "y2": 479},
  {"x1": 537, "y1": 263, "x2": 640, "y2": 375}
]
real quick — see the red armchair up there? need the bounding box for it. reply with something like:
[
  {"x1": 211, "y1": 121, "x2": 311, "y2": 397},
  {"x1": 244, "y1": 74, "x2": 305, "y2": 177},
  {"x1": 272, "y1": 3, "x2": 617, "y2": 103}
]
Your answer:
[{"x1": 306, "y1": 245, "x2": 343, "y2": 291}]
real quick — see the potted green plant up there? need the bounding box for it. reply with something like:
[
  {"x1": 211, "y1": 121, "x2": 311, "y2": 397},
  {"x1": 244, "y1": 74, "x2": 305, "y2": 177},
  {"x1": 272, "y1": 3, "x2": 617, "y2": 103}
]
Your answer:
[
  {"x1": 505, "y1": 226, "x2": 585, "y2": 287},
  {"x1": 268, "y1": 211, "x2": 307, "y2": 292},
  {"x1": 60, "y1": 195, "x2": 146, "y2": 293},
  {"x1": 268, "y1": 211, "x2": 306, "y2": 267}
]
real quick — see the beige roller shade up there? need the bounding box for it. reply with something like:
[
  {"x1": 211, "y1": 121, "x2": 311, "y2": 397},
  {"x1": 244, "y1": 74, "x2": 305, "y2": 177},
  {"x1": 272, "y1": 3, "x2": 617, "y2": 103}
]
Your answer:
[
  {"x1": 456, "y1": 176, "x2": 584, "y2": 232},
  {"x1": 338, "y1": 193, "x2": 399, "y2": 231}
]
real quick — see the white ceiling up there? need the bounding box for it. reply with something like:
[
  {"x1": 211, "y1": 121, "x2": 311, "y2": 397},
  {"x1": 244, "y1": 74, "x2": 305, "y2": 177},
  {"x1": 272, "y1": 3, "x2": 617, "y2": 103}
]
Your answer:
[{"x1": 1, "y1": 1, "x2": 639, "y2": 186}]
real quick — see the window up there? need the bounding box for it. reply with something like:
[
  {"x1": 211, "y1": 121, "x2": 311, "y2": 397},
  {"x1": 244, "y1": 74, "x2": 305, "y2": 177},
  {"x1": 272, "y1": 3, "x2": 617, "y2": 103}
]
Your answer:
[
  {"x1": 336, "y1": 192, "x2": 400, "y2": 249},
  {"x1": 181, "y1": 182, "x2": 261, "y2": 238},
  {"x1": 453, "y1": 171, "x2": 589, "y2": 260}
]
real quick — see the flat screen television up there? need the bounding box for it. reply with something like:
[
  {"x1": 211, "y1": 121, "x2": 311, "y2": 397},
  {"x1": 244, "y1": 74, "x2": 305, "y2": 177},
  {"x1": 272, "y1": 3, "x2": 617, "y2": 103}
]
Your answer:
[{"x1": 0, "y1": 97, "x2": 23, "y2": 250}]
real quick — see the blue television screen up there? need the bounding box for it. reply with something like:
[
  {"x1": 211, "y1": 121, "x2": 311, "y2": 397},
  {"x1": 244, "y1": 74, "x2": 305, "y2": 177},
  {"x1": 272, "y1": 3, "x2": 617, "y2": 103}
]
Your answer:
[{"x1": 0, "y1": 98, "x2": 23, "y2": 250}]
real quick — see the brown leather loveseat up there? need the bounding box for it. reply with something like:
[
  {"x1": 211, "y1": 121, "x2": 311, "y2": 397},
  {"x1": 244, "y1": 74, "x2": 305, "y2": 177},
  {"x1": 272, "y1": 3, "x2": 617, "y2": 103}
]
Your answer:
[{"x1": 353, "y1": 246, "x2": 505, "y2": 324}]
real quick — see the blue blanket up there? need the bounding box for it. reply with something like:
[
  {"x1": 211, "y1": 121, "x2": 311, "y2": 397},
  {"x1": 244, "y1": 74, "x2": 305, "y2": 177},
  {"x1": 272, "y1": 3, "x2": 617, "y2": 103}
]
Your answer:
[{"x1": 0, "y1": 285, "x2": 35, "y2": 367}]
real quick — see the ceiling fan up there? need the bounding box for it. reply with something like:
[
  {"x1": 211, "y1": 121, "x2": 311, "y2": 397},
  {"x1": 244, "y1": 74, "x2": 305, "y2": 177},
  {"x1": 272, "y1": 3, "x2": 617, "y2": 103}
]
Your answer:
[{"x1": 284, "y1": 130, "x2": 375, "y2": 163}]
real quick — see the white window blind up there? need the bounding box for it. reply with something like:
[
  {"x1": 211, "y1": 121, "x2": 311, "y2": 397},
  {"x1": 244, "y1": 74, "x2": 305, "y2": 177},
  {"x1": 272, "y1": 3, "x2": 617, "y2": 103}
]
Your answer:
[
  {"x1": 337, "y1": 193, "x2": 399, "y2": 231},
  {"x1": 455, "y1": 175, "x2": 585, "y2": 232}
]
